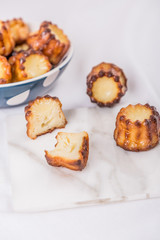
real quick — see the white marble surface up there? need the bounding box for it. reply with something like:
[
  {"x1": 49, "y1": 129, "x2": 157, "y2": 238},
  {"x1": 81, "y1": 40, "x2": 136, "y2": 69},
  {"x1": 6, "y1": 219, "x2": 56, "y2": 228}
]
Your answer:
[
  {"x1": 7, "y1": 107, "x2": 160, "y2": 212},
  {"x1": 0, "y1": 112, "x2": 11, "y2": 211}
]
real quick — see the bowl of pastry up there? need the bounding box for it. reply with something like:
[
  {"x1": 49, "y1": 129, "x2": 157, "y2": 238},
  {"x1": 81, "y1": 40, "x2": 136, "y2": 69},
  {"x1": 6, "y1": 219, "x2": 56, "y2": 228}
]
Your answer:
[{"x1": 0, "y1": 18, "x2": 73, "y2": 107}]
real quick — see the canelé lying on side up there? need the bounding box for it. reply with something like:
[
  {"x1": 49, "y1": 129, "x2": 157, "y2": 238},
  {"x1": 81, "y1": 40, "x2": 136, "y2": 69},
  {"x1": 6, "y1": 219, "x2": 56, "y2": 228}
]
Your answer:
[
  {"x1": 9, "y1": 49, "x2": 52, "y2": 82},
  {"x1": 27, "y1": 21, "x2": 70, "y2": 65},
  {"x1": 45, "y1": 131, "x2": 89, "y2": 171}
]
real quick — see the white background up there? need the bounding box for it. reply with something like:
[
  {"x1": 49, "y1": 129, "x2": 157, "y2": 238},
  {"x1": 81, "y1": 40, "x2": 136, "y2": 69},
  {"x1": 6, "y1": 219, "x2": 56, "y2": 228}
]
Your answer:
[{"x1": 0, "y1": 0, "x2": 160, "y2": 239}]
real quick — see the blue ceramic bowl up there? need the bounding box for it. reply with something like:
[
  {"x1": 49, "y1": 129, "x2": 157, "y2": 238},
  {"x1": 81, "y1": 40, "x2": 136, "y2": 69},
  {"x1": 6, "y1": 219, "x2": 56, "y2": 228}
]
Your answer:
[{"x1": 0, "y1": 45, "x2": 73, "y2": 108}]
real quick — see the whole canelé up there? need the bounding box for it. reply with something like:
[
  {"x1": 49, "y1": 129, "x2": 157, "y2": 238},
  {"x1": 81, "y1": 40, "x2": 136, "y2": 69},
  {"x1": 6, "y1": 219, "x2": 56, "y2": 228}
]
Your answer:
[
  {"x1": 114, "y1": 104, "x2": 160, "y2": 151},
  {"x1": 87, "y1": 62, "x2": 127, "y2": 107},
  {"x1": 27, "y1": 21, "x2": 70, "y2": 65},
  {"x1": 9, "y1": 49, "x2": 52, "y2": 82}
]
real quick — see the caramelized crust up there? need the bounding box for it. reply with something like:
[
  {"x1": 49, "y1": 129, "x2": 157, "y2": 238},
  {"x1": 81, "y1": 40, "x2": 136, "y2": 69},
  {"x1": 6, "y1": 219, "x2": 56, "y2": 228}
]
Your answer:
[
  {"x1": 87, "y1": 62, "x2": 127, "y2": 107},
  {"x1": 9, "y1": 49, "x2": 52, "y2": 82},
  {"x1": 27, "y1": 31, "x2": 48, "y2": 51},
  {"x1": 0, "y1": 56, "x2": 12, "y2": 84},
  {"x1": 27, "y1": 21, "x2": 70, "y2": 65},
  {"x1": 45, "y1": 131, "x2": 89, "y2": 171},
  {"x1": 114, "y1": 104, "x2": 160, "y2": 151},
  {"x1": 0, "y1": 21, "x2": 15, "y2": 56},
  {"x1": 25, "y1": 95, "x2": 67, "y2": 139},
  {"x1": 6, "y1": 18, "x2": 29, "y2": 44}
]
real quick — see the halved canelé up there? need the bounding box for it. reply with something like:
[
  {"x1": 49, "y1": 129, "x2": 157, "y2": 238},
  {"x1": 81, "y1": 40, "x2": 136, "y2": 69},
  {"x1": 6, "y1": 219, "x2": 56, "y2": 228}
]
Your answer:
[
  {"x1": 87, "y1": 62, "x2": 127, "y2": 107},
  {"x1": 45, "y1": 131, "x2": 89, "y2": 171},
  {"x1": 9, "y1": 49, "x2": 52, "y2": 82},
  {"x1": 114, "y1": 104, "x2": 160, "y2": 151},
  {"x1": 25, "y1": 95, "x2": 67, "y2": 139},
  {"x1": 0, "y1": 56, "x2": 12, "y2": 84},
  {"x1": 27, "y1": 21, "x2": 70, "y2": 65}
]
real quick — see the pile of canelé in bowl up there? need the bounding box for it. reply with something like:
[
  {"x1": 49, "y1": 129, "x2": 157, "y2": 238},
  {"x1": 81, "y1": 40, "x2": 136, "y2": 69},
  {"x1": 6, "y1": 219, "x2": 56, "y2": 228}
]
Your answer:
[{"x1": 0, "y1": 18, "x2": 70, "y2": 84}]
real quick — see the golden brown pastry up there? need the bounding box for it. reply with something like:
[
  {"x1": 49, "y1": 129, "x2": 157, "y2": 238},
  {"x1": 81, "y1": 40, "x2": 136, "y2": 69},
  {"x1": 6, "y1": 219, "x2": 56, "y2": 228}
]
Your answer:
[
  {"x1": 87, "y1": 62, "x2": 127, "y2": 107},
  {"x1": 0, "y1": 21, "x2": 15, "y2": 56},
  {"x1": 6, "y1": 18, "x2": 29, "y2": 44},
  {"x1": 27, "y1": 30, "x2": 47, "y2": 51},
  {"x1": 114, "y1": 104, "x2": 160, "y2": 151},
  {"x1": 25, "y1": 95, "x2": 67, "y2": 139},
  {"x1": 9, "y1": 49, "x2": 52, "y2": 82},
  {"x1": 0, "y1": 56, "x2": 12, "y2": 84},
  {"x1": 27, "y1": 21, "x2": 70, "y2": 65},
  {"x1": 13, "y1": 43, "x2": 30, "y2": 53},
  {"x1": 45, "y1": 131, "x2": 89, "y2": 171}
]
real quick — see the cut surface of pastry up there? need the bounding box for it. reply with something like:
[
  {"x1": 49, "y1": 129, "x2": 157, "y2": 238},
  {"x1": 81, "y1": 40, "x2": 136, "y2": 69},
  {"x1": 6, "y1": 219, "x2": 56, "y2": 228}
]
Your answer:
[
  {"x1": 114, "y1": 104, "x2": 160, "y2": 151},
  {"x1": 0, "y1": 20, "x2": 15, "y2": 56},
  {"x1": 25, "y1": 95, "x2": 67, "y2": 139},
  {"x1": 7, "y1": 18, "x2": 29, "y2": 44},
  {"x1": 0, "y1": 56, "x2": 12, "y2": 84},
  {"x1": 45, "y1": 131, "x2": 89, "y2": 171},
  {"x1": 87, "y1": 62, "x2": 127, "y2": 107},
  {"x1": 9, "y1": 49, "x2": 52, "y2": 82},
  {"x1": 27, "y1": 21, "x2": 70, "y2": 65}
]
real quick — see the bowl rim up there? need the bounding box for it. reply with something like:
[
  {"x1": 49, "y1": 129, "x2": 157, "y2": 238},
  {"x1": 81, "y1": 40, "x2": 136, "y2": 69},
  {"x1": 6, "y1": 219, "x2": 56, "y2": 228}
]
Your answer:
[{"x1": 0, "y1": 44, "x2": 73, "y2": 88}]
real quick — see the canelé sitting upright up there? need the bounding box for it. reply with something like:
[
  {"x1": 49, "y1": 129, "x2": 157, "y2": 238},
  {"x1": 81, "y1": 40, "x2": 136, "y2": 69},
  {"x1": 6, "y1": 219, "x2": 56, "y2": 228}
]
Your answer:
[
  {"x1": 114, "y1": 104, "x2": 160, "y2": 151},
  {"x1": 87, "y1": 62, "x2": 127, "y2": 107}
]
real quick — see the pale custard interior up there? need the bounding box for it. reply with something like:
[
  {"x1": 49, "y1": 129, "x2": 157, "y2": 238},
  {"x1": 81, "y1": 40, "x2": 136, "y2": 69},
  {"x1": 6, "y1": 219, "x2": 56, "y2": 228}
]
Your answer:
[
  {"x1": 49, "y1": 24, "x2": 69, "y2": 44},
  {"x1": 29, "y1": 98, "x2": 66, "y2": 138},
  {"x1": 48, "y1": 132, "x2": 87, "y2": 161},
  {"x1": 14, "y1": 43, "x2": 29, "y2": 52},
  {"x1": 24, "y1": 54, "x2": 51, "y2": 79},
  {"x1": 125, "y1": 105, "x2": 152, "y2": 122},
  {"x1": 92, "y1": 76, "x2": 119, "y2": 103}
]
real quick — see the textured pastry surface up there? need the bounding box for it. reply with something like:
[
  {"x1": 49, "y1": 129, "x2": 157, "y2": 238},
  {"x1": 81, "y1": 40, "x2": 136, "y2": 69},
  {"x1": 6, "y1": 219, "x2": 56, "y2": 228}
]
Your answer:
[
  {"x1": 87, "y1": 62, "x2": 127, "y2": 107},
  {"x1": 0, "y1": 19, "x2": 70, "y2": 84},
  {"x1": 7, "y1": 18, "x2": 29, "y2": 44},
  {"x1": 114, "y1": 103, "x2": 160, "y2": 151},
  {"x1": 0, "y1": 56, "x2": 12, "y2": 84},
  {"x1": 0, "y1": 20, "x2": 15, "y2": 56},
  {"x1": 45, "y1": 131, "x2": 89, "y2": 171},
  {"x1": 9, "y1": 49, "x2": 52, "y2": 82},
  {"x1": 27, "y1": 21, "x2": 70, "y2": 65},
  {"x1": 25, "y1": 95, "x2": 67, "y2": 139}
]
